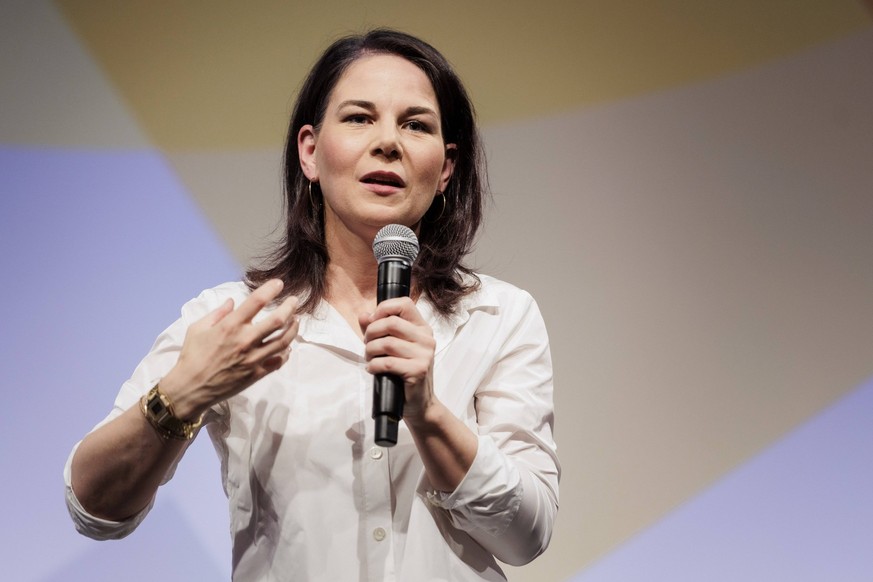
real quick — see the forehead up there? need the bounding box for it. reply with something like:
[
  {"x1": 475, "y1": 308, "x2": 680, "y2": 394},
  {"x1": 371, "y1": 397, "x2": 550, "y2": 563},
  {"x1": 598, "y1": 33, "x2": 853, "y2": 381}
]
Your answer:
[{"x1": 329, "y1": 53, "x2": 438, "y2": 107}]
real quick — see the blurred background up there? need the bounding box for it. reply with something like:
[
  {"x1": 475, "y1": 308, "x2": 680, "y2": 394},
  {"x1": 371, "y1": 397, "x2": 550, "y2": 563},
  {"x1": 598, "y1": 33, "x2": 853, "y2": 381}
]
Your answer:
[{"x1": 1, "y1": 1, "x2": 872, "y2": 580}]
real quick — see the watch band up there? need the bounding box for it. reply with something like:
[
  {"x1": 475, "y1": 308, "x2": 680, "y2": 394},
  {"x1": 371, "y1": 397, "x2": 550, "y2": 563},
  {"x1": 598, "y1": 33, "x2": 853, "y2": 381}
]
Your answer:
[{"x1": 140, "y1": 383, "x2": 202, "y2": 441}]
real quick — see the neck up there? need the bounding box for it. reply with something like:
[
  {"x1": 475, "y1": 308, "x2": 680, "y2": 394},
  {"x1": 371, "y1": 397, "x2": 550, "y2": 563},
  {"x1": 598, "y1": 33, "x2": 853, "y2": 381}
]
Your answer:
[{"x1": 323, "y1": 223, "x2": 378, "y2": 308}]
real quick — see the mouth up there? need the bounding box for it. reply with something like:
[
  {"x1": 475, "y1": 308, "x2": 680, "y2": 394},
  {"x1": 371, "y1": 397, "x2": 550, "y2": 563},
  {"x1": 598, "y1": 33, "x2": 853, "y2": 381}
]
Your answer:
[{"x1": 361, "y1": 171, "x2": 406, "y2": 188}]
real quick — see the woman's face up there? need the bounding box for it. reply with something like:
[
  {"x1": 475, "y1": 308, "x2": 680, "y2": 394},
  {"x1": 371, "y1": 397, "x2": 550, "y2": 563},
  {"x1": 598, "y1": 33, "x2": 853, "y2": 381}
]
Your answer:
[{"x1": 298, "y1": 54, "x2": 455, "y2": 244}]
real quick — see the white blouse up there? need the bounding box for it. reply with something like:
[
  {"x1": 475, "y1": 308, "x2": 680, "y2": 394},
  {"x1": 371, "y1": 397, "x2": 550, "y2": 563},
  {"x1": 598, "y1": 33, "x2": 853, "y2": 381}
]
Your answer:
[{"x1": 65, "y1": 274, "x2": 560, "y2": 581}]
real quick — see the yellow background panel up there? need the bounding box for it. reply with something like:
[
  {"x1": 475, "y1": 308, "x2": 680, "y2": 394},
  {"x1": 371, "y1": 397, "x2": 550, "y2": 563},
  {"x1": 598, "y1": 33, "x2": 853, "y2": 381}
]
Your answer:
[{"x1": 55, "y1": 0, "x2": 870, "y2": 150}]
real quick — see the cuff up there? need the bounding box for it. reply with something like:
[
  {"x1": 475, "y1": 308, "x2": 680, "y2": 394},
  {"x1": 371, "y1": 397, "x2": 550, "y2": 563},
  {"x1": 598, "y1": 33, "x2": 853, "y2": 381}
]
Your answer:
[
  {"x1": 63, "y1": 442, "x2": 152, "y2": 540},
  {"x1": 423, "y1": 435, "x2": 523, "y2": 537}
]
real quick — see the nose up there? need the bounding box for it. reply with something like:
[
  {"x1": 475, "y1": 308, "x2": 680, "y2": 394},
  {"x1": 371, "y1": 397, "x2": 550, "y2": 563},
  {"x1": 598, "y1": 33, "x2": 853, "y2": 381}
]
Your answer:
[{"x1": 371, "y1": 122, "x2": 401, "y2": 160}]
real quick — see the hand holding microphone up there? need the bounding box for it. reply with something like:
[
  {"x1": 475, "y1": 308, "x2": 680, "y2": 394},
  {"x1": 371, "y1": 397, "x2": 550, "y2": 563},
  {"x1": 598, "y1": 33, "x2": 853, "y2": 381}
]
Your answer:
[{"x1": 369, "y1": 224, "x2": 420, "y2": 447}]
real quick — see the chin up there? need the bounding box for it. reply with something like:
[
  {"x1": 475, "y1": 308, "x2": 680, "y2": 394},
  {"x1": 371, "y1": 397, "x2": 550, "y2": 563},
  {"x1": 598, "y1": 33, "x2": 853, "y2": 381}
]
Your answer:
[
  {"x1": 364, "y1": 211, "x2": 419, "y2": 230},
  {"x1": 348, "y1": 203, "x2": 428, "y2": 237}
]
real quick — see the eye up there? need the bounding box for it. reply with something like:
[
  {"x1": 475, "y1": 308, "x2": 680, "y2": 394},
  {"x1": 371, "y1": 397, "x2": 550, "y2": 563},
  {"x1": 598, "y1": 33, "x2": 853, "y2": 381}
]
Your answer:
[
  {"x1": 404, "y1": 119, "x2": 432, "y2": 133},
  {"x1": 344, "y1": 113, "x2": 370, "y2": 125}
]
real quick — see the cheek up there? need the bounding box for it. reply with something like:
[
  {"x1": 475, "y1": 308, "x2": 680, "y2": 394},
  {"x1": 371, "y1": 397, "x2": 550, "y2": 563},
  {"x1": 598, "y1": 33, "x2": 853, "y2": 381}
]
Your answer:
[
  {"x1": 419, "y1": 149, "x2": 448, "y2": 184},
  {"x1": 317, "y1": 136, "x2": 358, "y2": 177}
]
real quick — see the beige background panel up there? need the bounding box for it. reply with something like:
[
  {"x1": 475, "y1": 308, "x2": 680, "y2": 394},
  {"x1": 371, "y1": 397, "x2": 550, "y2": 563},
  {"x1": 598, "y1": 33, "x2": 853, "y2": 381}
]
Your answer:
[
  {"x1": 166, "y1": 149, "x2": 286, "y2": 266},
  {"x1": 487, "y1": 30, "x2": 873, "y2": 580},
  {"x1": 0, "y1": 0, "x2": 148, "y2": 147},
  {"x1": 54, "y1": 0, "x2": 870, "y2": 150}
]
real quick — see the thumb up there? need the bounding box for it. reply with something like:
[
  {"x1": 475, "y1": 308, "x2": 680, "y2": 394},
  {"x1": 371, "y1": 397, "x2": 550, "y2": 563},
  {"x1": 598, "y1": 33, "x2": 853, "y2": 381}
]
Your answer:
[{"x1": 357, "y1": 312, "x2": 372, "y2": 335}]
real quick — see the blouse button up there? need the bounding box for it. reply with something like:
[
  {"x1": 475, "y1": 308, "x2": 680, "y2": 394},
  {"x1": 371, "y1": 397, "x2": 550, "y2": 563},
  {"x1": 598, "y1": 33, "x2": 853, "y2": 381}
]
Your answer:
[
  {"x1": 373, "y1": 527, "x2": 387, "y2": 541},
  {"x1": 369, "y1": 447, "x2": 383, "y2": 460}
]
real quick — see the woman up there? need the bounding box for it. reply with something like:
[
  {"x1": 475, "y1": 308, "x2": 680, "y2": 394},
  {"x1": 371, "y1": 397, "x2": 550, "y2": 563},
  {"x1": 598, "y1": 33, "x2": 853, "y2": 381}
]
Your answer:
[{"x1": 65, "y1": 29, "x2": 559, "y2": 581}]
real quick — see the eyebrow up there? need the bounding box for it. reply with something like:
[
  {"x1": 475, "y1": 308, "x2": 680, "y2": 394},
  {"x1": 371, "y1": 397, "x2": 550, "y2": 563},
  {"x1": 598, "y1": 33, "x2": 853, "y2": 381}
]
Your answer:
[{"x1": 336, "y1": 100, "x2": 438, "y2": 118}]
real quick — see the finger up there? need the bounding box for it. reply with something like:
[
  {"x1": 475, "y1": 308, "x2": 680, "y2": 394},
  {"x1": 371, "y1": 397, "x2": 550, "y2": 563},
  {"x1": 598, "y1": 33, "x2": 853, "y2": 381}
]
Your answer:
[
  {"x1": 364, "y1": 335, "x2": 420, "y2": 362},
  {"x1": 363, "y1": 313, "x2": 421, "y2": 344},
  {"x1": 249, "y1": 315, "x2": 299, "y2": 362},
  {"x1": 366, "y1": 353, "x2": 429, "y2": 383},
  {"x1": 204, "y1": 298, "x2": 235, "y2": 326},
  {"x1": 357, "y1": 312, "x2": 372, "y2": 335},
  {"x1": 259, "y1": 337, "x2": 295, "y2": 374},
  {"x1": 370, "y1": 297, "x2": 424, "y2": 325},
  {"x1": 366, "y1": 356, "x2": 404, "y2": 377},
  {"x1": 251, "y1": 294, "x2": 299, "y2": 343},
  {"x1": 231, "y1": 279, "x2": 285, "y2": 324},
  {"x1": 260, "y1": 354, "x2": 285, "y2": 375},
  {"x1": 267, "y1": 313, "x2": 299, "y2": 351}
]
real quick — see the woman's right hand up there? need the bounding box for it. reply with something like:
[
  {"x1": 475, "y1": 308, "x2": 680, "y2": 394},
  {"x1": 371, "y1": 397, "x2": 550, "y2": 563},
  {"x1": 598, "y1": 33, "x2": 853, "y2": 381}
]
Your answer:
[{"x1": 159, "y1": 279, "x2": 299, "y2": 419}]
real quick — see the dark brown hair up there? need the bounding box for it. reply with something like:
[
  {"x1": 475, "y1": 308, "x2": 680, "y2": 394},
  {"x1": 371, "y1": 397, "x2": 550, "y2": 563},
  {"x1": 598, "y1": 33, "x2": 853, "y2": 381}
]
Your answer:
[{"x1": 246, "y1": 29, "x2": 487, "y2": 315}]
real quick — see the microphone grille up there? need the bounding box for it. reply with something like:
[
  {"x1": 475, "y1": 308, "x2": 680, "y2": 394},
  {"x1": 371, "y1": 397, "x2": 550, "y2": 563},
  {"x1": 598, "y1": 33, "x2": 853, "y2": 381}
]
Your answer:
[{"x1": 373, "y1": 224, "x2": 419, "y2": 263}]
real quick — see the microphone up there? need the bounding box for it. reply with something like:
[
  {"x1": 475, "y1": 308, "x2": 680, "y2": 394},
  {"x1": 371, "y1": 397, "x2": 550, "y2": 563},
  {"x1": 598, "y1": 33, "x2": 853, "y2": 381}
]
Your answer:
[{"x1": 371, "y1": 224, "x2": 419, "y2": 447}]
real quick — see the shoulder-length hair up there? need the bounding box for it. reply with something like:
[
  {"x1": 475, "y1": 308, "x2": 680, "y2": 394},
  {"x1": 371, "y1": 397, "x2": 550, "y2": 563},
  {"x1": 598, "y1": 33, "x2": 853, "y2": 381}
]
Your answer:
[{"x1": 246, "y1": 29, "x2": 487, "y2": 316}]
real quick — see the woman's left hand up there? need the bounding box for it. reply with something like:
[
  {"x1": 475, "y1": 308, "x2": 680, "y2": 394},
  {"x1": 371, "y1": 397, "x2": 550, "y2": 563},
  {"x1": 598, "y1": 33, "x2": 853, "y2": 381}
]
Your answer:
[{"x1": 359, "y1": 297, "x2": 436, "y2": 419}]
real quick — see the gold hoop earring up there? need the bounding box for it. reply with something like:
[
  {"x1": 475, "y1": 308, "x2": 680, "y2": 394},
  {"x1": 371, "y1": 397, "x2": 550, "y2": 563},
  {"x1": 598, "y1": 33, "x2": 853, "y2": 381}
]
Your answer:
[
  {"x1": 428, "y1": 191, "x2": 446, "y2": 222},
  {"x1": 308, "y1": 181, "x2": 320, "y2": 211}
]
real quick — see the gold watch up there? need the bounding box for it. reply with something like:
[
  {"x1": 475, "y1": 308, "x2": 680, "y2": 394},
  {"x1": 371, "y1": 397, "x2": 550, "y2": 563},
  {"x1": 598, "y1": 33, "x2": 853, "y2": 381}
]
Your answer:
[{"x1": 140, "y1": 383, "x2": 202, "y2": 441}]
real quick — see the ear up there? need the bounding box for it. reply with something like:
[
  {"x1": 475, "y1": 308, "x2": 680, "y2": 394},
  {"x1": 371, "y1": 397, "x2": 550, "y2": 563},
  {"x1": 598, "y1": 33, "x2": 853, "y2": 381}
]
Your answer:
[
  {"x1": 298, "y1": 124, "x2": 319, "y2": 181},
  {"x1": 439, "y1": 143, "x2": 457, "y2": 191}
]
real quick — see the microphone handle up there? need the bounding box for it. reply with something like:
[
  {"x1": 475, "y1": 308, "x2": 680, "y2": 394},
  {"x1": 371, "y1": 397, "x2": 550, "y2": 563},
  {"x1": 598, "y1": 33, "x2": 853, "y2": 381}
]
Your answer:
[{"x1": 373, "y1": 259, "x2": 412, "y2": 447}]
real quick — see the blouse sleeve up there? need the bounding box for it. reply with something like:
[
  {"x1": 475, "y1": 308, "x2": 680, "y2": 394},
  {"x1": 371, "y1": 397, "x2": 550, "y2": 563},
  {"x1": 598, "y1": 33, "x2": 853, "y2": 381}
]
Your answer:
[
  {"x1": 63, "y1": 287, "x2": 225, "y2": 540},
  {"x1": 425, "y1": 291, "x2": 560, "y2": 566}
]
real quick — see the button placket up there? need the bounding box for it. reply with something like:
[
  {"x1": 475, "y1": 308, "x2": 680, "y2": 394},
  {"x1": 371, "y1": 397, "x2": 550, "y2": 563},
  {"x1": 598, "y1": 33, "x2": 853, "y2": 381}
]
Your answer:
[{"x1": 358, "y1": 367, "x2": 395, "y2": 579}]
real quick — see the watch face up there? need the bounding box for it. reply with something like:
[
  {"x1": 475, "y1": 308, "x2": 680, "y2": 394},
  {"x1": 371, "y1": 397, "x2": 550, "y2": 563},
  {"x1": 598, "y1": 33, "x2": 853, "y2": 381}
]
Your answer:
[{"x1": 147, "y1": 396, "x2": 166, "y2": 417}]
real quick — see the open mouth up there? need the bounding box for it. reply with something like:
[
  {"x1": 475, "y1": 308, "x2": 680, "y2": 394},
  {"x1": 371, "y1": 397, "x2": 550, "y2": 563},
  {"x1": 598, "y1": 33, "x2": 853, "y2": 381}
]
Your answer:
[{"x1": 362, "y1": 172, "x2": 405, "y2": 188}]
